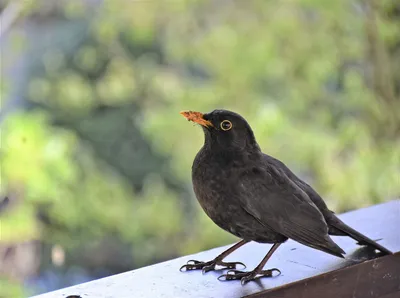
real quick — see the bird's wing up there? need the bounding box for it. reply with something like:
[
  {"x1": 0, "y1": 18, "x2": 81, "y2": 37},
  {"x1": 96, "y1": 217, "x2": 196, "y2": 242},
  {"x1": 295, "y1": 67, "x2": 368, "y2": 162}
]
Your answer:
[
  {"x1": 262, "y1": 154, "x2": 331, "y2": 212},
  {"x1": 235, "y1": 163, "x2": 336, "y2": 251}
]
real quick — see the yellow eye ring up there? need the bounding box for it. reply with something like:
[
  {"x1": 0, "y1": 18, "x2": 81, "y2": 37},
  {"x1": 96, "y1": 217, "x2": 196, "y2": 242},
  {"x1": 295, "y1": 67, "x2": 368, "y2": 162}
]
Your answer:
[{"x1": 220, "y1": 120, "x2": 232, "y2": 131}]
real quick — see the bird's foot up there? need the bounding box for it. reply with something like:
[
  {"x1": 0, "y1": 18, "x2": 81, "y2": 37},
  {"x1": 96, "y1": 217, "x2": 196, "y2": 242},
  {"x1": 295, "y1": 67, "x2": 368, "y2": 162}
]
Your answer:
[
  {"x1": 180, "y1": 259, "x2": 246, "y2": 273},
  {"x1": 218, "y1": 268, "x2": 281, "y2": 285}
]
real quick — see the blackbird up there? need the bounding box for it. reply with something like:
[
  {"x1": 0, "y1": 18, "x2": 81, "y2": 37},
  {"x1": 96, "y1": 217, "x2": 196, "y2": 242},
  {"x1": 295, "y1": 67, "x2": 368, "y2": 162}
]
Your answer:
[{"x1": 179, "y1": 109, "x2": 392, "y2": 284}]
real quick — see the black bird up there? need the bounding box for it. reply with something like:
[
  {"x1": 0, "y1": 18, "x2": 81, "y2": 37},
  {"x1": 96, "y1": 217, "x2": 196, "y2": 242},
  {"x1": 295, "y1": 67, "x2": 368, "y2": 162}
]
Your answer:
[{"x1": 179, "y1": 109, "x2": 392, "y2": 284}]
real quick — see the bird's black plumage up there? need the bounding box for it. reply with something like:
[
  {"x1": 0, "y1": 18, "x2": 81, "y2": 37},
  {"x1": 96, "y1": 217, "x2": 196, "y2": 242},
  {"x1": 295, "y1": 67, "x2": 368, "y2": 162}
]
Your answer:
[{"x1": 180, "y1": 109, "x2": 392, "y2": 284}]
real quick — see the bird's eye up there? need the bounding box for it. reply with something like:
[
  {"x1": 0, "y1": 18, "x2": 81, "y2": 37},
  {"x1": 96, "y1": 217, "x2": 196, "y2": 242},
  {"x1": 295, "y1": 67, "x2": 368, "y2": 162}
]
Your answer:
[{"x1": 220, "y1": 120, "x2": 232, "y2": 131}]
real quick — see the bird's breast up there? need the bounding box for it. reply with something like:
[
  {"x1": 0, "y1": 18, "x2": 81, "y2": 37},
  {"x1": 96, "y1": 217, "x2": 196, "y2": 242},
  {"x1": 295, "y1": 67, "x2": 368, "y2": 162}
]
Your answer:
[{"x1": 191, "y1": 152, "x2": 243, "y2": 224}]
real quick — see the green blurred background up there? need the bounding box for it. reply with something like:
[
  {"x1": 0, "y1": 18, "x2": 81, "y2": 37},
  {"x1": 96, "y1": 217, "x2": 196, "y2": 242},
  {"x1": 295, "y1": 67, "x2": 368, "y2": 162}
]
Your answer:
[{"x1": 0, "y1": 0, "x2": 399, "y2": 296}]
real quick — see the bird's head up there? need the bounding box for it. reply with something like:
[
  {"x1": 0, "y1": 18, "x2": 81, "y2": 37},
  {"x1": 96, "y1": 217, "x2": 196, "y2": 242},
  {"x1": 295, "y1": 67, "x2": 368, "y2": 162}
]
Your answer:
[{"x1": 180, "y1": 109, "x2": 259, "y2": 151}]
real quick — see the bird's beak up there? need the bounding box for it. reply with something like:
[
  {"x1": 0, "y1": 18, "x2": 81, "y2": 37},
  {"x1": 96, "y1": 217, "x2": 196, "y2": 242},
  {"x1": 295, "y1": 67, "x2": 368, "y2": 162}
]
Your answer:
[{"x1": 180, "y1": 111, "x2": 214, "y2": 128}]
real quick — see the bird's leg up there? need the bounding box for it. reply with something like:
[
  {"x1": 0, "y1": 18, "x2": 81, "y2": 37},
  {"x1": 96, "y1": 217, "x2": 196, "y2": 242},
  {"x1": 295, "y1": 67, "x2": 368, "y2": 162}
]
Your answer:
[
  {"x1": 218, "y1": 243, "x2": 282, "y2": 285},
  {"x1": 180, "y1": 240, "x2": 249, "y2": 273}
]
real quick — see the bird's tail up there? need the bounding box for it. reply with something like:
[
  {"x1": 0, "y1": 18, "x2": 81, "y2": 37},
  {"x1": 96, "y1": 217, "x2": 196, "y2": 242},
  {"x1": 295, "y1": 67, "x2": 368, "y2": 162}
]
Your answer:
[{"x1": 330, "y1": 217, "x2": 392, "y2": 255}]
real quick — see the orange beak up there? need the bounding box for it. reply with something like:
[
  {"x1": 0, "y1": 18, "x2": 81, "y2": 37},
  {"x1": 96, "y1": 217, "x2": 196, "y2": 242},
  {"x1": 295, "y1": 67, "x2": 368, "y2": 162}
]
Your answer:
[{"x1": 180, "y1": 111, "x2": 214, "y2": 128}]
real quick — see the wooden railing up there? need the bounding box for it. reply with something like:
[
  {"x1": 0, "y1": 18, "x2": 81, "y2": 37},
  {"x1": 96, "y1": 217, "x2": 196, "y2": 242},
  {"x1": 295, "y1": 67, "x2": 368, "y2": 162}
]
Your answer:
[{"x1": 33, "y1": 200, "x2": 400, "y2": 298}]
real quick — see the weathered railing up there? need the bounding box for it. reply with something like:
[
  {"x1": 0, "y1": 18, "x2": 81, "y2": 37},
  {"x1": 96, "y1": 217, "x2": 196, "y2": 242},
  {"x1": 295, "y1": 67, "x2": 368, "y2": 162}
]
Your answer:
[{"x1": 33, "y1": 200, "x2": 400, "y2": 298}]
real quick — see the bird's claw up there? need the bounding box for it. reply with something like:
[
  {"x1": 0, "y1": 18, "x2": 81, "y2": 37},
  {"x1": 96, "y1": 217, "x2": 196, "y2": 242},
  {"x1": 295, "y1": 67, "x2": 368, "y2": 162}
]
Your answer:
[
  {"x1": 217, "y1": 268, "x2": 281, "y2": 284},
  {"x1": 180, "y1": 259, "x2": 246, "y2": 273},
  {"x1": 217, "y1": 269, "x2": 248, "y2": 281},
  {"x1": 221, "y1": 261, "x2": 246, "y2": 270},
  {"x1": 180, "y1": 260, "x2": 210, "y2": 272}
]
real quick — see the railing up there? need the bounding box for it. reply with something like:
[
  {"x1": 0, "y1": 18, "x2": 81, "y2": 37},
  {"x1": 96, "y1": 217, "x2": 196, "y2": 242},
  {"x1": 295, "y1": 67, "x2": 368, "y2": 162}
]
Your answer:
[{"x1": 33, "y1": 200, "x2": 400, "y2": 298}]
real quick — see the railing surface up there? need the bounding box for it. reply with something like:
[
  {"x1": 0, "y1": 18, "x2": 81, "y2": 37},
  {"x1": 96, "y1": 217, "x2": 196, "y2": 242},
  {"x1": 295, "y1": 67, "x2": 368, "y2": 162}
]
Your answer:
[{"x1": 33, "y1": 200, "x2": 400, "y2": 298}]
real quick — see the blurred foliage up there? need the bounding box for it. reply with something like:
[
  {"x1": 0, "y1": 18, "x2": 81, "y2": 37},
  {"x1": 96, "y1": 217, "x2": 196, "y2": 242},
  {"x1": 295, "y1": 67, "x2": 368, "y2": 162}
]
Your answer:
[
  {"x1": 0, "y1": 0, "x2": 399, "y2": 296},
  {"x1": 0, "y1": 278, "x2": 25, "y2": 298}
]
